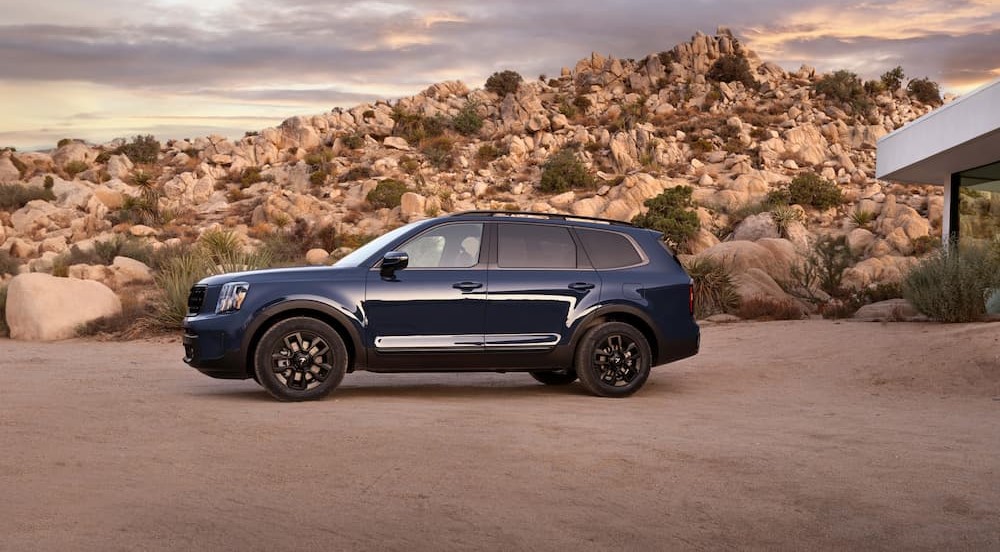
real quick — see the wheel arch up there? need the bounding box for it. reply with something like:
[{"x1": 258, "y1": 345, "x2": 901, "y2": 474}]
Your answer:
[
  {"x1": 573, "y1": 305, "x2": 661, "y2": 365},
  {"x1": 242, "y1": 299, "x2": 365, "y2": 378}
]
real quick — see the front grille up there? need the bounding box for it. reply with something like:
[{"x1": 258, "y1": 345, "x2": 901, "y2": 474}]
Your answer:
[{"x1": 187, "y1": 285, "x2": 207, "y2": 315}]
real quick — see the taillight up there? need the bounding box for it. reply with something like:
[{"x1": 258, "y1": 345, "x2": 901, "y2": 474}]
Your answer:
[{"x1": 689, "y1": 284, "x2": 694, "y2": 315}]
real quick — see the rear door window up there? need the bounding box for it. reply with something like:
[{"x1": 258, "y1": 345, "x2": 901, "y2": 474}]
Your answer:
[
  {"x1": 576, "y1": 228, "x2": 643, "y2": 269},
  {"x1": 497, "y1": 224, "x2": 576, "y2": 268}
]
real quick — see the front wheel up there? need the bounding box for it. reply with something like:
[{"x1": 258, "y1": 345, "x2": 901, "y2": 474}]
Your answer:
[
  {"x1": 254, "y1": 317, "x2": 348, "y2": 401},
  {"x1": 574, "y1": 322, "x2": 651, "y2": 397},
  {"x1": 529, "y1": 369, "x2": 577, "y2": 386}
]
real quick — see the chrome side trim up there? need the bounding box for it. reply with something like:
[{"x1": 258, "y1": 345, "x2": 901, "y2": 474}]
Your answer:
[
  {"x1": 374, "y1": 333, "x2": 561, "y2": 352},
  {"x1": 483, "y1": 333, "x2": 560, "y2": 349}
]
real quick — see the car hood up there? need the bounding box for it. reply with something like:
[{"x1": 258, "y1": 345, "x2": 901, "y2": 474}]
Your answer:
[{"x1": 196, "y1": 265, "x2": 357, "y2": 286}]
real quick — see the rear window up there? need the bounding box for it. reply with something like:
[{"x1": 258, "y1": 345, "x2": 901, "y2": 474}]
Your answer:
[
  {"x1": 498, "y1": 224, "x2": 576, "y2": 268},
  {"x1": 577, "y1": 228, "x2": 643, "y2": 269}
]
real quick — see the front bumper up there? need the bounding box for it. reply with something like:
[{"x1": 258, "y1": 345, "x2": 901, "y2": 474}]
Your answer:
[{"x1": 182, "y1": 315, "x2": 250, "y2": 380}]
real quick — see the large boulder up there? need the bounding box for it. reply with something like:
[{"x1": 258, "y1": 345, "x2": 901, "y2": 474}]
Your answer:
[
  {"x1": 0, "y1": 156, "x2": 20, "y2": 183},
  {"x1": 5, "y1": 273, "x2": 122, "y2": 341}
]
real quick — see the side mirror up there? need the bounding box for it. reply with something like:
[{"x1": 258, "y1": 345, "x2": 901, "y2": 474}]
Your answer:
[{"x1": 380, "y1": 251, "x2": 409, "y2": 279}]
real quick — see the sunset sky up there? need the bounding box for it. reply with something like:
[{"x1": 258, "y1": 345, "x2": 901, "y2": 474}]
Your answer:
[{"x1": 1, "y1": 0, "x2": 997, "y2": 150}]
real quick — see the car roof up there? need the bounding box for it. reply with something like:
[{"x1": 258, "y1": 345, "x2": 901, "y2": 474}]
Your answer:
[{"x1": 447, "y1": 210, "x2": 647, "y2": 234}]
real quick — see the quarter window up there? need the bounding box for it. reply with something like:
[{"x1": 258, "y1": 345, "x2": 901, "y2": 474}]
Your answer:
[
  {"x1": 399, "y1": 223, "x2": 483, "y2": 268},
  {"x1": 498, "y1": 224, "x2": 576, "y2": 268},
  {"x1": 577, "y1": 228, "x2": 643, "y2": 269}
]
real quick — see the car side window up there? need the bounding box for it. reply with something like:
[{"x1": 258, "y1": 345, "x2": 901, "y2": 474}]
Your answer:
[
  {"x1": 398, "y1": 223, "x2": 483, "y2": 268},
  {"x1": 497, "y1": 223, "x2": 576, "y2": 269},
  {"x1": 576, "y1": 228, "x2": 643, "y2": 269}
]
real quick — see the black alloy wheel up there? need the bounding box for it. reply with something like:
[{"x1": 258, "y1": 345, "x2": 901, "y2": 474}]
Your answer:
[
  {"x1": 254, "y1": 317, "x2": 347, "y2": 401},
  {"x1": 575, "y1": 322, "x2": 651, "y2": 397}
]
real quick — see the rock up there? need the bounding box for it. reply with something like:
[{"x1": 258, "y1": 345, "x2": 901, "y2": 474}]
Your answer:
[
  {"x1": 0, "y1": 157, "x2": 20, "y2": 183},
  {"x1": 853, "y1": 299, "x2": 920, "y2": 321},
  {"x1": 92, "y1": 185, "x2": 124, "y2": 209},
  {"x1": 52, "y1": 142, "x2": 96, "y2": 168},
  {"x1": 399, "y1": 192, "x2": 426, "y2": 219},
  {"x1": 842, "y1": 256, "x2": 917, "y2": 289},
  {"x1": 705, "y1": 313, "x2": 741, "y2": 323},
  {"x1": 110, "y1": 256, "x2": 154, "y2": 287},
  {"x1": 5, "y1": 273, "x2": 122, "y2": 341},
  {"x1": 696, "y1": 239, "x2": 797, "y2": 282},
  {"x1": 549, "y1": 191, "x2": 576, "y2": 209},
  {"x1": 383, "y1": 136, "x2": 410, "y2": 151},
  {"x1": 40, "y1": 235, "x2": 68, "y2": 254},
  {"x1": 106, "y1": 155, "x2": 133, "y2": 179},
  {"x1": 129, "y1": 225, "x2": 158, "y2": 237},
  {"x1": 733, "y1": 268, "x2": 801, "y2": 306},
  {"x1": 846, "y1": 228, "x2": 875, "y2": 256},
  {"x1": 305, "y1": 248, "x2": 329, "y2": 266},
  {"x1": 7, "y1": 238, "x2": 37, "y2": 259},
  {"x1": 732, "y1": 212, "x2": 779, "y2": 241},
  {"x1": 687, "y1": 228, "x2": 720, "y2": 255}
]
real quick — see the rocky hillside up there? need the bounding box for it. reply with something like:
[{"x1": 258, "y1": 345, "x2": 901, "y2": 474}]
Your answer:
[{"x1": 0, "y1": 28, "x2": 948, "y2": 332}]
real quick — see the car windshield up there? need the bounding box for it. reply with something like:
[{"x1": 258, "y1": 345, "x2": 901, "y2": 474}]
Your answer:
[{"x1": 333, "y1": 221, "x2": 424, "y2": 268}]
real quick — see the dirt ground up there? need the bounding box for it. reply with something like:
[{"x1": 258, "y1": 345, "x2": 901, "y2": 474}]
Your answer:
[{"x1": 0, "y1": 320, "x2": 998, "y2": 551}]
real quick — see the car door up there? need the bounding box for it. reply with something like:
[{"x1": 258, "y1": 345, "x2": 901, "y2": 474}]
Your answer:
[
  {"x1": 484, "y1": 222, "x2": 601, "y2": 352},
  {"x1": 364, "y1": 221, "x2": 487, "y2": 369}
]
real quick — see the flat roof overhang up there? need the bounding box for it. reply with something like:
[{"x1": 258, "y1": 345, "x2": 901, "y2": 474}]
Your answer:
[{"x1": 876, "y1": 78, "x2": 1000, "y2": 185}]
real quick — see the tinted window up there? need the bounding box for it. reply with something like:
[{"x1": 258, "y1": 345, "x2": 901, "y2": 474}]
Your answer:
[
  {"x1": 577, "y1": 228, "x2": 643, "y2": 269},
  {"x1": 399, "y1": 223, "x2": 483, "y2": 268},
  {"x1": 498, "y1": 224, "x2": 576, "y2": 268}
]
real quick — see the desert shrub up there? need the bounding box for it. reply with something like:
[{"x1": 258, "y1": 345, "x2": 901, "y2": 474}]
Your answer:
[
  {"x1": 684, "y1": 257, "x2": 740, "y2": 319},
  {"x1": 735, "y1": 296, "x2": 803, "y2": 321},
  {"x1": 475, "y1": 143, "x2": 502, "y2": 164},
  {"x1": 558, "y1": 100, "x2": 577, "y2": 119},
  {"x1": 903, "y1": 244, "x2": 1000, "y2": 322},
  {"x1": 859, "y1": 281, "x2": 903, "y2": 303},
  {"x1": 864, "y1": 79, "x2": 886, "y2": 96},
  {"x1": 451, "y1": 102, "x2": 483, "y2": 136},
  {"x1": 309, "y1": 170, "x2": 328, "y2": 187},
  {"x1": 773, "y1": 172, "x2": 843, "y2": 210},
  {"x1": 573, "y1": 95, "x2": 592, "y2": 112},
  {"x1": 539, "y1": 149, "x2": 594, "y2": 193},
  {"x1": 881, "y1": 66, "x2": 905, "y2": 92},
  {"x1": 151, "y1": 253, "x2": 209, "y2": 329},
  {"x1": 76, "y1": 295, "x2": 156, "y2": 338},
  {"x1": 116, "y1": 134, "x2": 160, "y2": 164},
  {"x1": 366, "y1": 179, "x2": 408, "y2": 209},
  {"x1": 0, "y1": 286, "x2": 7, "y2": 337},
  {"x1": 631, "y1": 186, "x2": 700, "y2": 249},
  {"x1": 64, "y1": 160, "x2": 88, "y2": 177},
  {"x1": 341, "y1": 132, "x2": 365, "y2": 149},
  {"x1": 485, "y1": 70, "x2": 523, "y2": 96},
  {"x1": 391, "y1": 107, "x2": 446, "y2": 143},
  {"x1": 814, "y1": 70, "x2": 870, "y2": 113},
  {"x1": 770, "y1": 205, "x2": 804, "y2": 237},
  {"x1": 339, "y1": 166, "x2": 373, "y2": 183},
  {"x1": 790, "y1": 235, "x2": 857, "y2": 301},
  {"x1": 9, "y1": 155, "x2": 27, "y2": 177},
  {"x1": 0, "y1": 183, "x2": 55, "y2": 209},
  {"x1": 706, "y1": 54, "x2": 756, "y2": 88},
  {"x1": 114, "y1": 193, "x2": 160, "y2": 226},
  {"x1": 304, "y1": 150, "x2": 333, "y2": 168},
  {"x1": 907, "y1": 77, "x2": 942, "y2": 105},
  {"x1": 57, "y1": 138, "x2": 74, "y2": 148},
  {"x1": 239, "y1": 166, "x2": 264, "y2": 187},
  {"x1": 420, "y1": 136, "x2": 454, "y2": 169},
  {"x1": 691, "y1": 138, "x2": 714, "y2": 153},
  {"x1": 849, "y1": 209, "x2": 875, "y2": 229},
  {"x1": 912, "y1": 235, "x2": 941, "y2": 255},
  {"x1": 0, "y1": 251, "x2": 18, "y2": 276}
]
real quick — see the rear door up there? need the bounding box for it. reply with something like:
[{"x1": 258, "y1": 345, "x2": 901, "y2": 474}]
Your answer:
[{"x1": 484, "y1": 222, "x2": 601, "y2": 352}]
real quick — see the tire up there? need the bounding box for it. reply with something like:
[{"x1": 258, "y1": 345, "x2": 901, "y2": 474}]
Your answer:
[
  {"x1": 253, "y1": 317, "x2": 348, "y2": 401},
  {"x1": 529, "y1": 369, "x2": 577, "y2": 386},
  {"x1": 574, "y1": 322, "x2": 651, "y2": 397}
]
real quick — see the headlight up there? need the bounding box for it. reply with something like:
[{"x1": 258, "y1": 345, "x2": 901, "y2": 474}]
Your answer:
[{"x1": 216, "y1": 282, "x2": 250, "y2": 314}]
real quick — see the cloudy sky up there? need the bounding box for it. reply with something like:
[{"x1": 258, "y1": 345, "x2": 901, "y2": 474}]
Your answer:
[{"x1": 1, "y1": 0, "x2": 997, "y2": 150}]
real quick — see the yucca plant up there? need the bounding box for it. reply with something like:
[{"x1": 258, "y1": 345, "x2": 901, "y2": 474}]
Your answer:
[
  {"x1": 684, "y1": 256, "x2": 740, "y2": 319},
  {"x1": 849, "y1": 209, "x2": 874, "y2": 229}
]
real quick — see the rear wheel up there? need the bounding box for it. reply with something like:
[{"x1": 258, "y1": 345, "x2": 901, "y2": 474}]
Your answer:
[
  {"x1": 253, "y1": 317, "x2": 348, "y2": 401},
  {"x1": 529, "y1": 369, "x2": 577, "y2": 386},
  {"x1": 574, "y1": 322, "x2": 651, "y2": 397}
]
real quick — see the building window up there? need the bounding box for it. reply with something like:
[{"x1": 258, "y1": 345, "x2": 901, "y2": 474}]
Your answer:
[{"x1": 957, "y1": 160, "x2": 1000, "y2": 248}]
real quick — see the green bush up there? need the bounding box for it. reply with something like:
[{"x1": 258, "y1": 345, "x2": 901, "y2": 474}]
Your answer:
[
  {"x1": 907, "y1": 77, "x2": 942, "y2": 105},
  {"x1": 903, "y1": 244, "x2": 1000, "y2": 322},
  {"x1": 706, "y1": 54, "x2": 756, "y2": 88},
  {"x1": 57, "y1": 138, "x2": 74, "y2": 148},
  {"x1": 485, "y1": 70, "x2": 523, "y2": 96},
  {"x1": 341, "y1": 133, "x2": 365, "y2": 149},
  {"x1": 391, "y1": 107, "x2": 446, "y2": 143},
  {"x1": 814, "y1": 70, "x2": 870, "y2": 113},
  {"x1": 790, "y1": 235, "x2": 857, "y2": 301},
  {"x1": 451, "y1": 102, "x2": 483, "y2": 136},
  {"x1": 366, "y1": 179, "x2": 408, "y2": 209},
  {"x1": 475, "y1": 143, "x2": 502, "y2": 164},
  {"x1": 539, "y1": 149, "x2": 594, "y2": 193},
  {"x1": 683, "y1": 257, "x2": 740, "y2": 319},
  {"x1": 309, "y1": 170, "x2": 328, "y2": 187},
  {"x1": 573, "y1": 95, "x2": 592, "y2": 112},
  {"x1": 0, "y1": 183, "x2": 55, "y2": 209},
  {"x1": 631, "y1": 186, "x2": 700, "y2": 250},
  {"x1": 881, "y1": 66, "x2": 905, "y2": 92},
  {"x1": 239, "y1": 166, "x2": 264, "y2": 187},
  {"x1": 773, "y1": 172, "x2": 843, "y2": 210},
  {"x1": 849, "y1": 209, "x2": 875, "y2": 229},
  {"x1": 116, "y1": 135, "x2": 160, "y2": 164},
  {"x1": 64, "y1": 160, "x2": 88, "y2": 177},
  {"x1": 735, "y1": 296, "x2": 803, "y2": 321},
  {"x1": 0, "y1": 251, "x2": 19, "y2": 276}
]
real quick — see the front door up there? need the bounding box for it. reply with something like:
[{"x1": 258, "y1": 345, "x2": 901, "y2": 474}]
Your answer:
[{"x1": 364, "y1": 222, "x2": 487, "y2": 369}]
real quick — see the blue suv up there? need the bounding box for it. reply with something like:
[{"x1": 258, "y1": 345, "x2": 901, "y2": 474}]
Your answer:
[{"x1": 183, "y1": 211, "x2": 699, "y2": 400}]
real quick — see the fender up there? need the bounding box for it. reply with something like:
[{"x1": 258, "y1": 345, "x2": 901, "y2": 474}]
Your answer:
[
  {"x1": 241, "y1": 296, "x2": 368, "y2": 370},
  {"x1": 568, "y1": 302, "x2": 665, "y2": 357}
]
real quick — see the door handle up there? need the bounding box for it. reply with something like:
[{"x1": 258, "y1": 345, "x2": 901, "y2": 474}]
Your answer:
[
  {"x1": 453, "y1": 281, "x2": 483, "y2": 291},
  {"x1": 568, "y1": 282, "x2": 595, "y2": 291}
]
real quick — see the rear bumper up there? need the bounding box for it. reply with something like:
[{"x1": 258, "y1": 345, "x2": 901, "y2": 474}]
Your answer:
[{"x1": 656, "y1": 324, "x2": 700, "y2": 365}]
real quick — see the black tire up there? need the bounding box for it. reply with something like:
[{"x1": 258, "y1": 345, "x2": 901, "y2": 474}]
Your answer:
[
  {"x1": 574, "y1": 322, "x2": 651, "y2": 397},
  {"x1": 253, "y1": 317, "x2": 348, "y2": 401},
  {"x1": 529, "y1": 369, "x2": 577, "y2": 386}
]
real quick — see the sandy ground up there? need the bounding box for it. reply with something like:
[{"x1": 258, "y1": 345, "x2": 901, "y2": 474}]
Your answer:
[{"x1": 0, "y1": 320, "x2": 998, "y2": 551}]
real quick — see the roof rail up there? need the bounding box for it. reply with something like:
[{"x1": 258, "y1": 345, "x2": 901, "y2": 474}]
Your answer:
[{"x1": 449, "y1": 210, "x2": 635, "y2": 227}]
